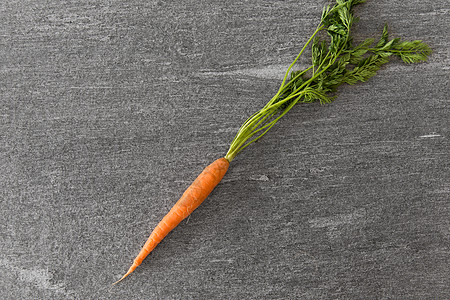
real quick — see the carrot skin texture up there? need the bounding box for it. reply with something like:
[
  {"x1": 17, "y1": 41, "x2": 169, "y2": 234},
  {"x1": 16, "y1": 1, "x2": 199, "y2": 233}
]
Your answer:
[{"x1": 114, "y1": 157, "x2": 229, "y2": 284}]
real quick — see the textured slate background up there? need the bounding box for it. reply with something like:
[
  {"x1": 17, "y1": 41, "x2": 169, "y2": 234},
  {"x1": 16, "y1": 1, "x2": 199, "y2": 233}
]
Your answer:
[{"x1": 1, "y1": 0, "x2": 449, "y2": 299}]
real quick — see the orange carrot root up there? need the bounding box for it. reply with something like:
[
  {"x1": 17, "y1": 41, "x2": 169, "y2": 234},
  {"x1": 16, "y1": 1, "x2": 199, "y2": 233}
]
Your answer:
[{"x1": 113, "y1": 157, "x2": 229, "y2": 284}]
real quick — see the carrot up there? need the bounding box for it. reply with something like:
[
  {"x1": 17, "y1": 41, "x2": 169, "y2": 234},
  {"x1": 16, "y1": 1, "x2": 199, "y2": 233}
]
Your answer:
[
  {"x1": 113, "y1": 0, "x2": 431, "y2": 285},
  {"x1": 113, "y1": 157, "x2": 229, "y2": 284}
]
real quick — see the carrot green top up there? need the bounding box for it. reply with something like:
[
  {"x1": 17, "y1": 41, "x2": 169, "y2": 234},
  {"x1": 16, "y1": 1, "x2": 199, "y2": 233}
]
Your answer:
[{"x1": 224, "y1": 0, "x2": 431, "y2": 162}]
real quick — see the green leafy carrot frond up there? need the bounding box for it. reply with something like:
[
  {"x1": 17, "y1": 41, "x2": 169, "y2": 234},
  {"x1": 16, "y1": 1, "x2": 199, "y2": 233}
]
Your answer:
[{"x1": 224, "y1": 0, "x2": 431, "y2": 162}]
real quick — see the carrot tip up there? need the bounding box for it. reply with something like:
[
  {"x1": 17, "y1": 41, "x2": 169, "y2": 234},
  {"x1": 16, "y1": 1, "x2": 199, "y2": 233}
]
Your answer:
[
  {"x1": 111, "y1": 275, "x2": 127, "y2": 286},
  {"x1": 111, "y1": 264, "x2": 137, "y2": 286}
]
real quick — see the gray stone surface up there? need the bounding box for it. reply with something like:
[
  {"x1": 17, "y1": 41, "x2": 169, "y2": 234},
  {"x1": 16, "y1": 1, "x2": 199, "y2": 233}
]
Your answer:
[{"x1": 1, "y1": 1, "x2": 449, "y2": 299}]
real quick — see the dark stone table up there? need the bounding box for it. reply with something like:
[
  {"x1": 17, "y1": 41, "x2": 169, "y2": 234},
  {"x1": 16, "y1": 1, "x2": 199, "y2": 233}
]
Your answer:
[{"x1": 2, "y1": 1, "x2": 448, "y2": 299}]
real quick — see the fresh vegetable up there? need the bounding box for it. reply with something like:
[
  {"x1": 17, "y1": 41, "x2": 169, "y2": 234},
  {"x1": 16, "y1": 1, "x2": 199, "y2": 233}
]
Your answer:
[
  {"x1": 114, "y1": 0, "x2": 431, "y2": 284},
  {"x1": 113, "y1": 158, "x2": 229, "y2": 284}
]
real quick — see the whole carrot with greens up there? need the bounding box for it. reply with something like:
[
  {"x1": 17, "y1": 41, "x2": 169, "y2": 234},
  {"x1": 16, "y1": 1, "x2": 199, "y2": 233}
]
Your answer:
[{"x1": 114, "y1": 0, "x2": 431, "y2": 284}]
